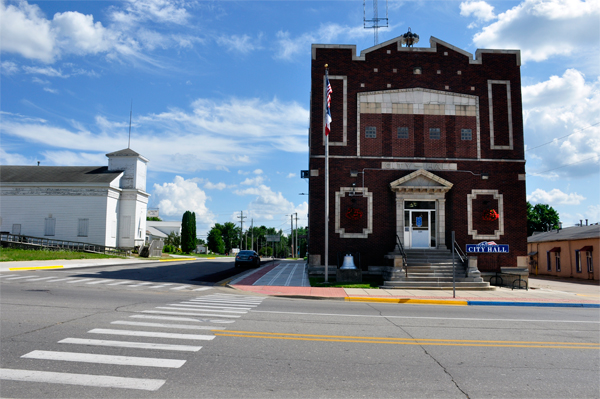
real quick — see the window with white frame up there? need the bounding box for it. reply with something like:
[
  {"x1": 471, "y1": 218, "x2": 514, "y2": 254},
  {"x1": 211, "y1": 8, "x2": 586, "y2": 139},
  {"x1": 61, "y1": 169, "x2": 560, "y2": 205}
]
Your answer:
[
  {"x1": 575, "y1": 250, "x2": 582, "y2": 273},
  {"x1": 587, "y1": 252, "x2": 594, "y2": 273},
  {"x1": 78, "y1": 219, "x2": 89, "y2": 237},
  {"x1": 546, "y1": 251, "x2": 552, "y2": 271},
  {"x1": 555, "y1": 252, "x2": 561, "y2": 272},
  {"x1": 461, "y1": 129, "x2": 472, "y2": 140},
  {"x1": 365, "y1": 126, "x2": 377, "y2": 138},
  {"x1": 44, "y1": 218, "x2": 56, "y2": 236},
  {"x1": 429, "y1": 128, "x2": 441, "y2": 140}
]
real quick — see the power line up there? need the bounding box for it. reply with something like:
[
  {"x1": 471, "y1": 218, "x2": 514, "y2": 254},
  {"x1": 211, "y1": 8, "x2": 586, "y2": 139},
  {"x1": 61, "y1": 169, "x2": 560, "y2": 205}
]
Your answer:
[{"x1": 525, "y1": 122, "x2": 600, "y2": 152}]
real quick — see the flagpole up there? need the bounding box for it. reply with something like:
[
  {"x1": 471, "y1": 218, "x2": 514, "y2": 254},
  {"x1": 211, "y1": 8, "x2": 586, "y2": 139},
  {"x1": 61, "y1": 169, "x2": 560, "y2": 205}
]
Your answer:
[{"x1": 324, "y1": 65, "x2": 330, "y2": 283}]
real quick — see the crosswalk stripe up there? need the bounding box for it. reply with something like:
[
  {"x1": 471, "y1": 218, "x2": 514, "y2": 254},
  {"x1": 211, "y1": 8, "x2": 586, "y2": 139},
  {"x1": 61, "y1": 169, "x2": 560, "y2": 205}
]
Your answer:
[
  {"x1": 179, "y1": 302, "x2": 254, "y2": 310},
  {"x1": 141, "y1": 310, "x2": 241, "y2": 318},
  {"x1": 128, "y1": 282, "x2": 154, "y2": 287},
  {"x1": 58, "y1": 338, "x2": 202, "y2": 352},
  {"x1": 149, "y1": 284, "x2": 172, "y2": 288},
  {"x1": 0, "y1": 368, "x2": 165, "y2": 391},
  {"x1": 189, "y1": 298, "x2": 261, "y2": 304},
  {"x1": 86, "y1": 279, "x2": 113, "y2": 285},
  {"x1": 67, "y1": 279, "x2": 94, "y2": 284},
  {"x1": 157, "y1": 306, "x2": 247, "y2": 314},
  {"x1": 25, "y1": 277, "x2": 56, "y2": 281},
  {"x1": 130, "y1": 315, "x2": 235, "y2": 323},
  {"x1": 193, "y1": 287, "x2": 212, "y2": 291},
  {"x1": 5, "y1": 275, "x2": 39, "y2": 280},
  {"x1": 106, "y1": 281, "x2": 133, "y2": 285},
  {"x1": 111, "y1": 321, "x2": 226, "y2": 330},
  {"x1": 0, "y1": 274, "x2": 20, "y2": 278},
  {"x1": 88, "y1": 328, "x2": 216, "y2": 340},
  {"x1": 170, "y1": 285, "x2": 190, "y2": 290},
  {"x1": 22, "y1": 350, "x2": 186, "y2": 368},
  {"x1": 46, "y1": 277, "x2": 76, "y2": 282}
]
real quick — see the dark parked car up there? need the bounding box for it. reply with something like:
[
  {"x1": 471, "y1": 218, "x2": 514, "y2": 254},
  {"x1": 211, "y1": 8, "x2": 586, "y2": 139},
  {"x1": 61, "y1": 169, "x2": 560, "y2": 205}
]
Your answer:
[{"x1": 234, "y1": 250, "x2": 261, "y2": 268}]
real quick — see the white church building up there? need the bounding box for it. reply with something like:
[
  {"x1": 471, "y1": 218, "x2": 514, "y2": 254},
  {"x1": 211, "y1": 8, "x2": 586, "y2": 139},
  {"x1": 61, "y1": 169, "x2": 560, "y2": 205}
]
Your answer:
[{"x1": 0, "y1": 149, "x2": 149, "y2": 249}]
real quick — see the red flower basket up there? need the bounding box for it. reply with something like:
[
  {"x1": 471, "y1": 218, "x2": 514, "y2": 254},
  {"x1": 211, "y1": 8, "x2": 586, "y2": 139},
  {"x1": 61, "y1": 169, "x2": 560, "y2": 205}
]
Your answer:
[
  {"x1": 482, "y1": 209, "x2": 499, "y2": 221},
  {"x1": 345, "y1": 207, "x2": 363, "y2": 220}
]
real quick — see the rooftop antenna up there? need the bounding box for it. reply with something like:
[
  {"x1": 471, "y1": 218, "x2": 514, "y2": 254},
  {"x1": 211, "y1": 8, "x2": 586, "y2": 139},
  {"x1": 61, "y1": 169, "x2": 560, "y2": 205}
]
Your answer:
[
  {"x1": 364, "y1": 0, "x2": 388, "y2": 45},
  {"x1": 128, "y1": 100, "x2": 132, "y2": 149}
]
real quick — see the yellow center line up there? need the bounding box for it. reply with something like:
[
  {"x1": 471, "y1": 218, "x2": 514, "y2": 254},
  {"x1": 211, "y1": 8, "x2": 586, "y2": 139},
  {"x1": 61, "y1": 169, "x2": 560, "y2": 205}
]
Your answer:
[
  {"x1": 9, "y1": 265, "x2": 64, "y2": 271},
  {"x1": 159, "y1": 258, "x2": 197, "y2": 262},
  {"x1": 212, "y1": 330, "x2": 599, "y2": 349}
]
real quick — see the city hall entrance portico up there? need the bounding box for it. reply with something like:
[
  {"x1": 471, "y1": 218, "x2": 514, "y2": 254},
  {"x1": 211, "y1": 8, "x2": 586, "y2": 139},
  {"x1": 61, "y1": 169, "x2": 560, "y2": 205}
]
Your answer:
[{"x1": 390, "y1": 169, "x2": 453, "y2": 250}]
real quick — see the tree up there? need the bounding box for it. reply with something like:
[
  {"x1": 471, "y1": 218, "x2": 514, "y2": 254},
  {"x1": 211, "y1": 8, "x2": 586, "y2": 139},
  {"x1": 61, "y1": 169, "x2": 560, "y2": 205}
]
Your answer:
[
  {"x1": 527, "y1": 202, "x2": 560, "y2": 236},
  {"x1": 146, "y1": 216, "x2": 162, "y2": 221},
  {"x1": 165, "y1": 231, "x2": 181, "y2": 249},
  {"x1": 181, "y1": 211, "x2": 197, "y2": 253},
  {"x1": 207, "y1": 228, "x2": 225, "y2": 254},
  {"x1": 213, "y1": 222, "x2": 240, "y2": 253}
]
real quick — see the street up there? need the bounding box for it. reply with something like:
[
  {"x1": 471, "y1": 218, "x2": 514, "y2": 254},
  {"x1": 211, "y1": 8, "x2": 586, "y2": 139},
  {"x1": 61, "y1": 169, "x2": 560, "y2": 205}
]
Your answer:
[{"x1": 1, "y1": 260, "x2": 599, "y2": 398}]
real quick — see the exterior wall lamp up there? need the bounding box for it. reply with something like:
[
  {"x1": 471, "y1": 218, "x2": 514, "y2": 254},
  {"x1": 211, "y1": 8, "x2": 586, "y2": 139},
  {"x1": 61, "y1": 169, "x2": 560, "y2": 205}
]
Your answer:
[
  {"x1": 481, "y1": 173, "x2": 489, "y2": 180},
  {"x1": 350, "y1": 170, "x2": 359, "y2": 178}
]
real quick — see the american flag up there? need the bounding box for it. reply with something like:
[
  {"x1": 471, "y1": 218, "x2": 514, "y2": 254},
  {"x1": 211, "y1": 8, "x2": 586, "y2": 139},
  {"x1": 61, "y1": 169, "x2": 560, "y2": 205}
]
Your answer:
[{"x1": 325, "y1": 76, "x2": 332, "y2": 136}]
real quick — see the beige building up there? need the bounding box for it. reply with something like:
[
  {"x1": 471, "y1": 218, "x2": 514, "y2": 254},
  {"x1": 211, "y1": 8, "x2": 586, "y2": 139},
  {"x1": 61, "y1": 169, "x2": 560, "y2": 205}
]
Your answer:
[{"x1": 527, "y1": 225, "x2": 599, "y2": 281}]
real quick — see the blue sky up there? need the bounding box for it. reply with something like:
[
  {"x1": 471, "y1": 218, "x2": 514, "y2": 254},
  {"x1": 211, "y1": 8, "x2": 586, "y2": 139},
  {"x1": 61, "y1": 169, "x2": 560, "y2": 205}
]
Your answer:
[{"x1": 1, "y1": 0, "x2": 599, "y2": 239}]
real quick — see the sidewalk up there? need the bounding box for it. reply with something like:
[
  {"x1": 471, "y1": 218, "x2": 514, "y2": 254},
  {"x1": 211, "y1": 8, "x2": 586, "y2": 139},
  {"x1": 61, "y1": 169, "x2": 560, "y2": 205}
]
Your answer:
[
  {"x1": 0, "y1": 256, "x2": 198, "y2": 272},
  {"x1": 229, "y1": 261, "x2": 600, "y2": 308}
]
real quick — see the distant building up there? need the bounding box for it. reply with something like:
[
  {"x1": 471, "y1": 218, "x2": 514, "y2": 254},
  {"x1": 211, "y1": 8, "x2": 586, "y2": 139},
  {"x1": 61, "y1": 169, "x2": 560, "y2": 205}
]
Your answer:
[
  {"x1": 146, "y1": 221, "x2": 181, "y2": 243},
  {"x1": 527, "y1": 225, "x2": 599, "y2": 281},
  {"x1": 308, "y1": 35, "x2": 528, "y2": 273},
  {"x1": 0, "y1": 148, "x2": 149, "y2": 249}
]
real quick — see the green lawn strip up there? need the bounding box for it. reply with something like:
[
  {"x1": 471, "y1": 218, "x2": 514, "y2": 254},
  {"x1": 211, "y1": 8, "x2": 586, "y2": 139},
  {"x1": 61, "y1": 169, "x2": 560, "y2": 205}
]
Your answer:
[
  {"x1": 0, "y1": 248, "x2": 124, "y2": 262},
  {"x1": 309, "y1": 276, "x2": 381, "y2": 289}
]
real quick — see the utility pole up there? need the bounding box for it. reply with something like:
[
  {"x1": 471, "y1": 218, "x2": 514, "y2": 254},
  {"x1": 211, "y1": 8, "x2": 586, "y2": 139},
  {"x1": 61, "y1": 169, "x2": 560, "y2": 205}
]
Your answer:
[
  {"x1": 238, "y1": 211, "x2": 247, "y2": 250},
  {"x1": 251, "y1": 219, "x2": 254, "y2": 252},
  {"x1": 290, "y1": 214, "x2": 294, "y2": 258},
  {"x1": 294, "y1": 213, "x2": 299, "y2": 258}
]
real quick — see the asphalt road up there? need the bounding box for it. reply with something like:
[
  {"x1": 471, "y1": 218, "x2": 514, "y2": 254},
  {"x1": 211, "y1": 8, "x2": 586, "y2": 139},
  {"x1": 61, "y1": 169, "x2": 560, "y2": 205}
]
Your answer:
[{"x1": 1, "y1": 261, "x2": 599, "y2": 399}]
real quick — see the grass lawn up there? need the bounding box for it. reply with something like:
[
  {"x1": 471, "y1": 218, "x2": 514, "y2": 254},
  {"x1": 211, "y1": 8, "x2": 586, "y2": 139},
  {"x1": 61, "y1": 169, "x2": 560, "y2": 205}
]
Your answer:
[
  {"x1": 309, "y1": 275, "x2": 382, "y2": 289},
  {"x1": 0, "y1": 248, "x2": 124, "y2": 262}
]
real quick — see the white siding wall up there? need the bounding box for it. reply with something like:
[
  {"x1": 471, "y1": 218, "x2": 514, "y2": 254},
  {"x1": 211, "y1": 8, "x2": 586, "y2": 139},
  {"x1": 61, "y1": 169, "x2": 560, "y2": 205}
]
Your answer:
[
  {"x1": 0, "y1": 190, "x2": 112, "y2": 246},
  {"x1": 117, "y1": 190, "x2": 149, "y2": 248}
]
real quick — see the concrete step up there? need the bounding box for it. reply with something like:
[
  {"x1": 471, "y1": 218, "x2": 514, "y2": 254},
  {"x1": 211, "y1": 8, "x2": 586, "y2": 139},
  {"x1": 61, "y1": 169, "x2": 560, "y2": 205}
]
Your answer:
[{"x1": 381, "y1": 281, "x2": 494, "y2": 290}]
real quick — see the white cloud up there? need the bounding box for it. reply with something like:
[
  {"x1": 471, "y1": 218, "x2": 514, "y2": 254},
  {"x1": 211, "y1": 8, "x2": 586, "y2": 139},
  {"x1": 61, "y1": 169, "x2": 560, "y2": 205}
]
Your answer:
[
  {"x1": 527, "y1": 188, "x2": 586, "y2": 205},
  {"x1": 240, "y1": 176, "x2": 265, "y2": 186},
  {"x1": 0, "y1": 148, "x2": 36, "y2": 165},
  {"x1": 287, "y1": 173, "x2": 296, "y2": 178},
  {"x1": 470, "y1": 0, "x2": 600, "y2": 63},
  {"x1": 204, "y1": 181, "x2": 227, "y2": 190},
  {"x1": 113, "y1": 0, "x2": 190, "y2": 26},
  {"x1": 22, "y1": 65, "x2": 66, "y2": 77},
  {"x1": 152, "y1": 176, "x2": 215, "y2": 225},
  {"x1": 0, "y1": 96, "x2": 309, "y2": 173},
  {"x1": 253, "y1": 169, "x2": 263, "y2": 175},
  {"x1": 39, "y1": 150, "x2": 106, "y2": 166},
  {"x1": 234, "y1": 184, "x2": 296, "y2": 221},
  {"x1": 217, "y1": 33, "x2": 262, "y2": 54},
  {"x1": 523, "y1": 69, "x2": 600, "y2": 178},
  {"x1": 43, "y1": 87, "x2": 58, "y2": 94},
  {"x1": 460, "y1": 1, "x2": 497, "y2": 27},
  {"x1": 580, "y1": 204, "x2": 600, "y2": 223},
  {"x1": 275, "y1": 23, "x2": 372, "y2": 61},
  {"x1": 1, "y1": 0, "x2": 196, "y2": 65},
  {"x1": 1, "y1": 61, "x2": 19, "y2": 75},
  {"x1": 0, "y1": 0, "x2": 56, "y2": 62}
]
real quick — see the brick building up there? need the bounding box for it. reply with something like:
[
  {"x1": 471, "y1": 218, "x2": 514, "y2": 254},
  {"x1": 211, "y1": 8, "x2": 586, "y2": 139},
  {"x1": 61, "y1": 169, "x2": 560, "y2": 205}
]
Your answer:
[{"x1": 308, "y1": 36, "x2": 528, "y2": 274}]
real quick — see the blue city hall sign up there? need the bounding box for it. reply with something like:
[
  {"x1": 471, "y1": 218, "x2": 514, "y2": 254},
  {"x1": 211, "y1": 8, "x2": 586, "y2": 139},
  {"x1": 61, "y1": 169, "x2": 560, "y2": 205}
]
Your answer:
[{"x1": 466, "y1": 241, "x2": 509, "y2": 253}]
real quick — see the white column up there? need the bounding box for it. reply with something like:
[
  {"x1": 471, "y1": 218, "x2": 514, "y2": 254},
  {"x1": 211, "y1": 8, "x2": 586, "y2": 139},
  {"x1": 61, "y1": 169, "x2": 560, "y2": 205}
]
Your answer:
[{"x1": 438, "y1": 199, "x2": 446, "y2": 249}]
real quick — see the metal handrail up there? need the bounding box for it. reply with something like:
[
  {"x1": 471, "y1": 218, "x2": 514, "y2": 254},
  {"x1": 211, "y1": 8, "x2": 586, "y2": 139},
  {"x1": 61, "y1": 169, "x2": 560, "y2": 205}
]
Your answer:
[
  {"x1": 395, "y1": 234, "x2": 409, "y2": 277},
  {"x1": 453, "y1": 240, "x2": 467, "y2": 264},
  {"x1": 0, "y1": 233, "x2": 129, "y2": 257}
]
